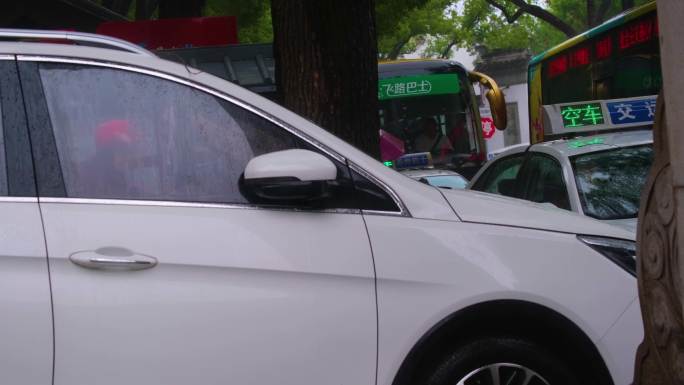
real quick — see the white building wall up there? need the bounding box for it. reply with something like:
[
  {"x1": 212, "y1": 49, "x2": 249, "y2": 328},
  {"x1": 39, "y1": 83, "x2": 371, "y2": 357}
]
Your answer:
[{"x1": 479, "y1": 82, "x2": 530, "y2": 157}]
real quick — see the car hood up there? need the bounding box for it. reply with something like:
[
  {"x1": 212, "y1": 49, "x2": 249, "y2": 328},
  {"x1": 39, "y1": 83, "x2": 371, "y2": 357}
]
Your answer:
[
  {"x1": 604, "y1": 218, "x2": 638, "y2": 235},
  {"x1": 441, "y1": 189, "x2": 634, "y2": 240}
]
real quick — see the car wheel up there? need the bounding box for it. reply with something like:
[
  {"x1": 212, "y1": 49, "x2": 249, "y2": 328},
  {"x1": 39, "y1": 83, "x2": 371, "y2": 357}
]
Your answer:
[{"x1": 419, "y1": 336, "x2": 581, "y2": 385}]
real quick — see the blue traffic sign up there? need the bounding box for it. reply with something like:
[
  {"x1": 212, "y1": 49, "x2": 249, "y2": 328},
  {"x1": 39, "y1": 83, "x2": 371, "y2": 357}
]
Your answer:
[{"x1": 606, "y1": 97, "x2": 657, "y2": 125}]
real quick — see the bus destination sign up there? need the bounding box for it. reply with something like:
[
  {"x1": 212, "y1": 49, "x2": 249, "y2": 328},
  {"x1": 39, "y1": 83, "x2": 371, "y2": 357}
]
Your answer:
[
  {"x1": 560, "y1": 103, "x2": 604, "y2": 128},
  {"x1": 378, "y1": 74, "x2": 460, "y2": 100}
]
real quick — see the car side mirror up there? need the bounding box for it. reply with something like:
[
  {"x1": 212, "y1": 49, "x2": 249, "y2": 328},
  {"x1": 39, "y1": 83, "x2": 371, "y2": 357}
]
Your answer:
[{"x1": 239, "y1": 149, "x2": 337, "y2": 206}]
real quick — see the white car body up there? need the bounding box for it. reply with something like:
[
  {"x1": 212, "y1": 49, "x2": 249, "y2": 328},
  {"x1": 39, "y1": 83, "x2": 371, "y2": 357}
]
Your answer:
[
  {"x1": 487, "y1": 142, "x2": 529, "y2": 160},
  {"x1": 0, "y1": 33, "x2": 640, "y2": 385},
  {"x1": 469, "y1": 130, "x2": 653, "y2": 235}
]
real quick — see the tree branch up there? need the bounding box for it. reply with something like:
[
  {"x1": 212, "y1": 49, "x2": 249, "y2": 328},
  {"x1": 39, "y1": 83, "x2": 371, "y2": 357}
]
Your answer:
[
  {"x1": 440, "y1": 40, "x2": 456, "y2": 58},
  {"x1": 486, "y1": 0, "x2": 577, "y2": 38},
  {"x1": 485, "y1": 0, "x2": 524, "y2": 23},
  {"x1": 388, "y1": 37, "x2": 410, "y2": 60}
]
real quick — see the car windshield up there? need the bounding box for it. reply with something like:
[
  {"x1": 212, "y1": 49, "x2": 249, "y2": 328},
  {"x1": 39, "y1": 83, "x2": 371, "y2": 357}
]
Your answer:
[
  {"x1": 423, "y1": 175, "x2": 468, "y2": 189},
  {"x1": 571, "y1": 144, "x2": 653, "y2": 220}
]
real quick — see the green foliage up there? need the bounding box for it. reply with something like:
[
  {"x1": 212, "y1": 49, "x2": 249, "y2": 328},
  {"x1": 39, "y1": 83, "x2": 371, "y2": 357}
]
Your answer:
[
  {"x1": 203, "y1": 0, "x2": 273, "y2": 43},
  {"x1": 459, "y1": 0, "x2": 654, "y2": 54},
  {"x1": 377, "y1": 0, "x2": 449, "y2": 58},
  {"x1": 377, "y1": 0, "x2": 654, "y2": 59},
  {"x1": 97, "y1": 0, "x2": 654, "y2": 57}
]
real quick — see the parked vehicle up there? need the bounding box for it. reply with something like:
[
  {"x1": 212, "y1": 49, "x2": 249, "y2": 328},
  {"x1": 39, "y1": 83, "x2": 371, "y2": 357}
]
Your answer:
[
  {"x1": 469, "y1": 130, "x2": 653, "y2": 234},
  {"x1": 487, "y1": 142, "x2": 529, "y2": 160},
  {"x1": 1, "y1": 29, "x2": 639, "y2": 385}
]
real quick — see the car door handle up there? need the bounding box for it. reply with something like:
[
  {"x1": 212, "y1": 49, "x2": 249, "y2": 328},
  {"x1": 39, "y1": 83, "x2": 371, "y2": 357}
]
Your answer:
[{"x1": 69, "y1": 247, "x2": 158, "y2": 271}]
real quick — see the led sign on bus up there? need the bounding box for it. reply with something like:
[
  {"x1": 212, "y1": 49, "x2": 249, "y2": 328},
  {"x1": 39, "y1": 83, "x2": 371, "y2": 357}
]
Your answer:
[
  {"x1": 619, "y1": 17, "x2": 657, "y2": 50},
  {"x1": 560, "y1": 103, "x2": 605, "y2": 128},
  {"x1": 378, "y1": 74, "x2": 460, "y2": 100},
  {"x1": 596, "y1": 36, "x2": 612, "y2": 60},
  {"x1": 546, "y1": 14, "x2": 658, "y2": 79}
]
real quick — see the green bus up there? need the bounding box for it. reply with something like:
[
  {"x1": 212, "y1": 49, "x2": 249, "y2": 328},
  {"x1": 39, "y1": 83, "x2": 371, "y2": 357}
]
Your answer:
[{"x1": 378, "y1": 59, "x2": 506, "y2": 178}]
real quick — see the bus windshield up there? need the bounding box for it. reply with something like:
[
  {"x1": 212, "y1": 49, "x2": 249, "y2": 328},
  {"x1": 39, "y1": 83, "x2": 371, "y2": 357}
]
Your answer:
[{"x1": 378, "y1": 68, "x2": 482, "y2": 173}]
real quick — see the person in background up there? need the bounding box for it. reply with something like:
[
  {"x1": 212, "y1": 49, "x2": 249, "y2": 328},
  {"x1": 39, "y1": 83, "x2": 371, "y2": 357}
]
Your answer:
[
  {"x1": 81, "y1": 119, "x2": 136, "y2": 198},
  {"x1": 414, "y1": 117, "x2": 453, "y2": 162}
]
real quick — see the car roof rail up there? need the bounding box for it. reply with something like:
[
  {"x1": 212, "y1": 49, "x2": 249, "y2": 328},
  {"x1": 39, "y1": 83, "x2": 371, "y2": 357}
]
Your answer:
[{"x1": 0, "y1": 29, "x2": 155, "y2": 57}]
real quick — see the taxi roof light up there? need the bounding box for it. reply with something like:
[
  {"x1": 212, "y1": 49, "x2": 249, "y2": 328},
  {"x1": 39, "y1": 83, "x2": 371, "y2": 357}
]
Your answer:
[
  {"x1": 394, "y1": 152, "x2": 433, "y2": 170},
  {"x1": 542, "y1": 95, "x2": 656, "y2": 138}
]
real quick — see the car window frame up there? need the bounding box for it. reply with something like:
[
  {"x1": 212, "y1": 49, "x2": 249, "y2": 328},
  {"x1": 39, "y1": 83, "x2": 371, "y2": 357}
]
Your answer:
[
  {"x1": 16, "y1": 55, "x2": 406, "y2": 215},
  {"x1": 472, "y1": 152, "x2": 527, "y2": 197}
]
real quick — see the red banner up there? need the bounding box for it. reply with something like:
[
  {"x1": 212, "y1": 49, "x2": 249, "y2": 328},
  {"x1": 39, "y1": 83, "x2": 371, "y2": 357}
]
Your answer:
[{"x1": 97, "y1": 16, "x2": 238, "y2": 50}]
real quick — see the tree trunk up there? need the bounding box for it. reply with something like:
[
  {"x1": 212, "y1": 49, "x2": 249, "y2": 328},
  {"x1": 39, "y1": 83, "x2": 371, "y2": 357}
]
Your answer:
[
  {"x1": 440, "y1": 41, "x2": 456, "y2": 59},
  {"x1": 633, "y1": 1, "x2": 684, "y2": 384},
  {"x1": 388, "y1": 37, "x2": 410, "y2": 60},
  {"x1": 158, "y1": 0, "x2": 205, "y2": 18},
  {"x1": 271, "y1": 0, "x2": 380, "y2": 158}
]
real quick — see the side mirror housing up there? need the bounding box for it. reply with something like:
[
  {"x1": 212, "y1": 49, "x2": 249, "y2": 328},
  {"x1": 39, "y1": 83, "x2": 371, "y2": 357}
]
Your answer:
[
  {"x1": 239, "y1": 149, "x2": 337, "y2": 206},
  {"x1": 469, "y1": 71, "x2": 508, "y2": 130}
]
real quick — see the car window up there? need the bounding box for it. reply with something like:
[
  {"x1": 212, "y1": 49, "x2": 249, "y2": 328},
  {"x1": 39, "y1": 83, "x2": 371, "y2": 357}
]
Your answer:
[
  {"x1": 423, "y1": 175, "x2": 468, "y2": 189},
  {"x1": 0, "y1": 65, "x2": 10, "y2": 197},
  {"x1": 521, "y1": 154, "x2": 571, "y2": 210},
  {"x1": 0, "y1": 61, "x2": 34, "y2": 196},
  {"x1": 472, "y1": 154, "x2": 525, "y2": 197},
  {"x1": 37, "y1": 63, "x2": 301, "y2": 204},
  {"x1": 0, "y1": 93, "x2": 7, "y2": 197},
  {"x1": 351, "y1": 169, "x2": 400, "y2": 212},
  {"x1": 571, "y1": 144, "x2": 653, "y2": 220}
]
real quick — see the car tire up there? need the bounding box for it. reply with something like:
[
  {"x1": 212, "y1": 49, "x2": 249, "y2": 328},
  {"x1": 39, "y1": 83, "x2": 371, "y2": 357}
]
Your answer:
[{"x1": 419, "y1": 336, "x2": 581, "y2": 385}]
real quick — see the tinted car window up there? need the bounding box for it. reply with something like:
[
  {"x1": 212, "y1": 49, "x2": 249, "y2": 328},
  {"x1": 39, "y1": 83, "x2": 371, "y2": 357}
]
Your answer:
[
  {"x1": 38, "y1": 63, "x2": 297, "y2": 204},
  {"x1": 0, "y1": 98, "x2": 7, "y2": 196},
  {"x1": 521, "y1": 154, "x2": 570, "y2": 210},
  {"x1": 472, "y1": 154, "x2": 525, "y2": 197},
  {"x1": 351, "y1": 170, "x2": 400, "y2": 212},
  {"x1": 423, "y1": 175, "x2": 468, "y2": 189},
  {"x1": 1, "y1": 61, "x2": 35, "y2": 197}
]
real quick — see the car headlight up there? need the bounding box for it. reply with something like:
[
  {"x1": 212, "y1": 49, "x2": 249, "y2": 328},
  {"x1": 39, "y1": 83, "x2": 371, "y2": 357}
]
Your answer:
[{"x1": 577, "y1": 235, "x2": 636, "y2": 277}]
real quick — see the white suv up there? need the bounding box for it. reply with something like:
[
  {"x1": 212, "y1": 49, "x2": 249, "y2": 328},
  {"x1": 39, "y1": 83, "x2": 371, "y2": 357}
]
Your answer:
[{"x1": 1, "y1": 30, "x2": 640, "y2": 385}]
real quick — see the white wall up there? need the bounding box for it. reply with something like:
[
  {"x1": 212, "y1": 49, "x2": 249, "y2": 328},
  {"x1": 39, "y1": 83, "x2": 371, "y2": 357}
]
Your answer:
[{"x1": 479, "y1": 82, "x2": 530, "y2": 156}]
